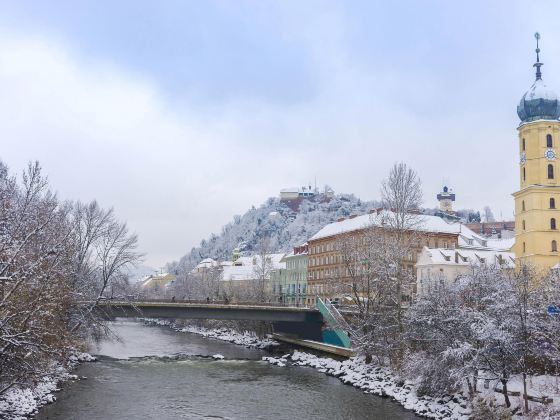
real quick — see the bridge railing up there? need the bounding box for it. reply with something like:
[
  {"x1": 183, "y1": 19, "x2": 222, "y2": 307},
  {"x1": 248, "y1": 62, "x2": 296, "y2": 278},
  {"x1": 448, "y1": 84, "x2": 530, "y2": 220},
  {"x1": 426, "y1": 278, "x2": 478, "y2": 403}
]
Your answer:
[{"x1": 99, "y1": 296, "x2": 314, "y2": 309}]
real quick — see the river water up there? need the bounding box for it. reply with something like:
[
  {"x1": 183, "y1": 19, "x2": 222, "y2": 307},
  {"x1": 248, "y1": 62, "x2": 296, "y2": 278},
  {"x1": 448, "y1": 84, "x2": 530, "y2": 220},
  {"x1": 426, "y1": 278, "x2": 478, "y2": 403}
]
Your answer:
[{"x1": 37, "y1": 321, "x2": 419, "y2": 420}]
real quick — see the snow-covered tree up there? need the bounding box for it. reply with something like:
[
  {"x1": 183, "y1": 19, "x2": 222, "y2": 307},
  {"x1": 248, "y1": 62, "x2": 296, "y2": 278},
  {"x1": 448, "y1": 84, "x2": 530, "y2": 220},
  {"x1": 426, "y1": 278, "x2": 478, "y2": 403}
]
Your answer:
[
  {"x1": 0, "y1": 161, "x2": 140, "y2": 394},
  {"x1": 335, "y1": 163, "x2": 423, "y2": 367}
]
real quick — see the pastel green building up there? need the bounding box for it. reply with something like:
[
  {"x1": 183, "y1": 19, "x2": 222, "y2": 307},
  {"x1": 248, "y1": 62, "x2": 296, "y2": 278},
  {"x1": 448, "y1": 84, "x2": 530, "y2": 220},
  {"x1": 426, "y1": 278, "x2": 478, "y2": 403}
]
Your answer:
[{"x1": 271, "y1": 244, "x2": 308, "y2": 305}]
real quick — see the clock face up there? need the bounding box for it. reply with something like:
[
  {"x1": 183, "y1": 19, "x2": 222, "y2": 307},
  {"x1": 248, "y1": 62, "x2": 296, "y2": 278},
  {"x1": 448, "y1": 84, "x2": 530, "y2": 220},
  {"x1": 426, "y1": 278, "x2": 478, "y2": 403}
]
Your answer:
[
  {"x1": 545, "y1": 148, "x2": 557, "y2": 161},
  {"x1": 520, "y1": 151, "x2": 526, "y2": 164}
]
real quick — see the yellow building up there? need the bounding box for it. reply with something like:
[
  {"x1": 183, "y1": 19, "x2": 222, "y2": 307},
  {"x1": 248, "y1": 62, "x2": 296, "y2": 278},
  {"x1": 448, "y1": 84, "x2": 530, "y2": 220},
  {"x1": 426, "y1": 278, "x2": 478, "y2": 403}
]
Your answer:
[
  {"x1": 140, "y1": 273, "x2": 176, "y2": 293},
  {"x1": 513, "y1": 33, "x2": 560, "y2": 269}
]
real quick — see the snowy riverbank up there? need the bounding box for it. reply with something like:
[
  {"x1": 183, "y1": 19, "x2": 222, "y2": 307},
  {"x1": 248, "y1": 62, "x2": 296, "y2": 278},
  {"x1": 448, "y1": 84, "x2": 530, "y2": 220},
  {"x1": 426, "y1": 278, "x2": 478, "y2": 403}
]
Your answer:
[
  {"x1": 141, "y1": 319, "x2": 560, "y2": 418},
  {"x1": 0, "y1": 352, "x2": 96, "y2": 420},
  {"x1": 263, "y1": 351, "x2": 471, "y2": 419},
  {"x1": 143, "y1": 318, "x2": 469, "y2": 418},
  {"x1": 141, "y1": 318, "x2": 279, "y2": 349}
]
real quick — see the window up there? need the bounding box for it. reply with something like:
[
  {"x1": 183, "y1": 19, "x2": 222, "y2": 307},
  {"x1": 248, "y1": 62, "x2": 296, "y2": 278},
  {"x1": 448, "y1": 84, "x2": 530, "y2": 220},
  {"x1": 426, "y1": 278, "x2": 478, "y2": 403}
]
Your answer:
[
  {"x1": 522, "y1": 220, "x2": 526, "y2": 230},
  {"x1": 523, "y1": 167, "x2": 526, "y2": 181},
  {"x1": 522, "y1": 200, "x2": 525, "y2": 211},
  {"x1": 552, "y1": 218, "x2": 557, "y2": 230},
  {"x1": 523, "y1": 138, "x2": 526, "y2": 151},
  {"x1": 547, "y1": 134, "x2": 553, "y2": 148},
  {"x1": 523, "y1": 242, "x2": 526, "y2": 253},
  {"x1": 551, "y1": 198, "x2": 556, "y2": 209},
  {"x1": 549, "y1": 164, "x2": 555, "y2": 179},
  {"x1": 553, "y1": 240, "x2": 558, "y2": 252}
]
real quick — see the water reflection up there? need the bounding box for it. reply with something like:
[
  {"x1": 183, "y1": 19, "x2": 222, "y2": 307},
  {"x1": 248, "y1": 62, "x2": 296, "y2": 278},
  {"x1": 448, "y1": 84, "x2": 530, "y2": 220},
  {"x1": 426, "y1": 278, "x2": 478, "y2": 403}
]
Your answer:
[{"x1": 37, "y1": 320, "x2": 418, "y2": 420}]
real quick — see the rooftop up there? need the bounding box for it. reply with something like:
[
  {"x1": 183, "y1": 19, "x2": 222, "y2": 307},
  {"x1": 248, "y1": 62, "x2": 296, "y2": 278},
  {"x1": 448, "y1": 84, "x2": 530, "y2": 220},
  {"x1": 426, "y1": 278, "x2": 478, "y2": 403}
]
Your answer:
[{"x1": 309, "y1": 210, "x2": 482, "y2": 242}]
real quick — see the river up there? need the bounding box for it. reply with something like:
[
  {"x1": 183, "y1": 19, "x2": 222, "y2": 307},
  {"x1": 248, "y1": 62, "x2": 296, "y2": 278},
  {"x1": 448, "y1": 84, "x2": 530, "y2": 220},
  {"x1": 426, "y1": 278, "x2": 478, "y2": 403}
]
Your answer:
[{"x1": 37, "y1": 320, "x2": 419, "y2": 419}]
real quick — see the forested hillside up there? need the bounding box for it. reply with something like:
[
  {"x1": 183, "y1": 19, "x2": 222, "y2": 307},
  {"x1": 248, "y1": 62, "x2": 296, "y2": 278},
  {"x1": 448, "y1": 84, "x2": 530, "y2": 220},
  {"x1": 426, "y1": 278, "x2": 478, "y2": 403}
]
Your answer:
[{"x1": 170, "y1": 194, "x2": 379, "y2": 273}]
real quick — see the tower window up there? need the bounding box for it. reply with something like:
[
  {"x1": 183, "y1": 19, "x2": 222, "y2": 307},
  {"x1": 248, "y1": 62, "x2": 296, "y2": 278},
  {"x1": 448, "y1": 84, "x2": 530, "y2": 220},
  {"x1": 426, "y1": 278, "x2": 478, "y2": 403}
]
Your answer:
[
  {"x1": 552, "y1": 218, "x2": 557, "y2": 230},
  {"x1": 522, "y1": 200, "x2": 526, "y2": 211},
  {"x1": 522, "y1": 138, "x2": 526, "y2": 151},
  {"x1": 551, "y1": 198, "x2": 556, "y2": 209},
  {"x1": 547, "y1": 134, "x2": 553, "y2": 148},
  {"x1": 548, "y1": 164, "x2": 555, "y2": 179},
  {"x1": 523, "y1": 242, "x2": 526, "y2": 253},
  {"x1": 553, "y1": 240, "x2": 558, "y2": 252},
  {"x1": 522, "y1": 220, "x2": 526, "y2": 230},
  {"x1": 523, "y1": 167, "x2": 526, "y2": 181}
]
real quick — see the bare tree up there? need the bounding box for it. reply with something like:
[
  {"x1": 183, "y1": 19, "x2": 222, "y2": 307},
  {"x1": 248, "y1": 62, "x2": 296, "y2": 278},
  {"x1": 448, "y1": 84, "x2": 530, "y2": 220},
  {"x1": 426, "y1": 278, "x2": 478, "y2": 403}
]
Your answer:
[
  {"x1": 335, "y1": 162, "x2": 423, "y2": 366},
  {"x1": 252, "y1": 237, "x2": 274, "y2": 302},
  {"x1": 0, "y1": 161, "x2": 141, "y2": 395}
]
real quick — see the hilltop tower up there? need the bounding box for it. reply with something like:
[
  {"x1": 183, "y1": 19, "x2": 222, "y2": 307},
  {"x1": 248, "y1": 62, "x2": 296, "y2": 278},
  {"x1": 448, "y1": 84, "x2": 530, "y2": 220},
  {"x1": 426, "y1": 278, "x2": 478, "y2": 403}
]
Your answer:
[
  {"x1": 437, "y1": 186, "x2": 455, "y2": 213},
  {"x1": 513, "y1": 33, "x2": 560, "y2": 268}
]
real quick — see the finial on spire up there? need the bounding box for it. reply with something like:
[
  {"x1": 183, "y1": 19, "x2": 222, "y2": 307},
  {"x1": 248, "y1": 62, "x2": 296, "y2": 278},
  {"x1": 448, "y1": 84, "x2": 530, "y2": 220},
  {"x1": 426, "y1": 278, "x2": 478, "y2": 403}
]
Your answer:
[{"x1": 534, "y1": 32, "x2": 543, "y2": 80}]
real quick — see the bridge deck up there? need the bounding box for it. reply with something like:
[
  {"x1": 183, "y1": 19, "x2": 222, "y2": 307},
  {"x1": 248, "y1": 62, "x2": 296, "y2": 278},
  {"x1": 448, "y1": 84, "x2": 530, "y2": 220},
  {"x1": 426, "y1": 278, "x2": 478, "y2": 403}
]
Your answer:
[{"x1": 98, "y1": 301, "x2": 322, "y2": 323}]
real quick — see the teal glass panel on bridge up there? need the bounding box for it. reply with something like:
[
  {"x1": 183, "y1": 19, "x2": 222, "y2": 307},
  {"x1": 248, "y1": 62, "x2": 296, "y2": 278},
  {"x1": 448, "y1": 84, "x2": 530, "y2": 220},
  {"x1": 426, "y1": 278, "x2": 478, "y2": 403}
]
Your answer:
[{"x1": 316, "y1": 298, "x2": 351, "y2": 349}]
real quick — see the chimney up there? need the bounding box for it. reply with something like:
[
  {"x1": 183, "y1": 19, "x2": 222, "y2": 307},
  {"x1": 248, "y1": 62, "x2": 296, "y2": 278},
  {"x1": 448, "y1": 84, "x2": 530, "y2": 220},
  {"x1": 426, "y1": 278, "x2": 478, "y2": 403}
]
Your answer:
[
  {"x1": 349, "y1": 214, "x2": 358, "y2": 219},
  {"x1": 337, "y1": 217, "x2": 345, "y2": 222}
]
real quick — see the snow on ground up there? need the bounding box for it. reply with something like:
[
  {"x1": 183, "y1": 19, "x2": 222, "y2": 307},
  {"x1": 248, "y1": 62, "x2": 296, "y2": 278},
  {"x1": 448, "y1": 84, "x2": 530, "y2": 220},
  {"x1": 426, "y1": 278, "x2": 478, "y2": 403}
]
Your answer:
[
  {"x1": 143, "y1": 319, "x2": 560, "y2": 418},
  {"x1": 0, "y1": 352, "x2": 96, "y2": 420},
  {"x1": 142, "y1": 318, "x2": 279, "y2": 349},
  {"x1": 477, "y1": 374, "x2": 560, "y2": 417},
  {"x1": 263, "y1": 351, "x2": 470, "y2": 420}
]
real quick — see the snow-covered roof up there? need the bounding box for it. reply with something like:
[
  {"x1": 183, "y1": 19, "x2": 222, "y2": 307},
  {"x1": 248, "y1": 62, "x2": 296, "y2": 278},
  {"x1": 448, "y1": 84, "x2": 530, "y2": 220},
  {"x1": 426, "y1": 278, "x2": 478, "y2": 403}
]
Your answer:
[
  {"x1": 220, "y1": 253, "x2": 286, "y2": 282},
  {"x1": 140, "y1": 273, "x2": 176, "y2": 289},
  {"x1": 485, "y1": 237, "x2": 515, "y2": 251},
  {"x1": 280, "y1": 187, "x2": 301, "y2": 193},
  {"x1": 310, "y1": 210, "x2": 467, "y2": 241},
  {"x1": 417, "y1": 247, "x2": 515, "y2": 269},
  {"x1": 198, "y1": 258, "x2": 217, "y2": 267},
  {"x1": 190, "y1": 258, "x2": 219, "y2": 274},
  {"x1": 457, "y1": 226, "x2": 492, "y2": 249}
]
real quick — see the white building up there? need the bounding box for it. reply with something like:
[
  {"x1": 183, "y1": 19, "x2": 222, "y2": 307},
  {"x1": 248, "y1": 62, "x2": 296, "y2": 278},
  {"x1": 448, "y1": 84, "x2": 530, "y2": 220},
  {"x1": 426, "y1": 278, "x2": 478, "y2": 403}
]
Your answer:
[
  {"x1": 190, "y1": 258, "x2": 219, "y2": 274},
  {"x1": 416, "y1": 246, "x2": 515, "y2": 297},
  {"x1": 220, "y1": 253, "x2": 286, "y2": 282}
]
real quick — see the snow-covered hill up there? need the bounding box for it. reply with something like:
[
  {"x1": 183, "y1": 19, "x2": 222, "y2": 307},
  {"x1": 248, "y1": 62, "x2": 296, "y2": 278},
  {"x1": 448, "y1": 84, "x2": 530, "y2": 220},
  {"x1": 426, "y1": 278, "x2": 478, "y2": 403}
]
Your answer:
[{"x1": 170, "y1": 194, "x2": 379, "y2": 273}]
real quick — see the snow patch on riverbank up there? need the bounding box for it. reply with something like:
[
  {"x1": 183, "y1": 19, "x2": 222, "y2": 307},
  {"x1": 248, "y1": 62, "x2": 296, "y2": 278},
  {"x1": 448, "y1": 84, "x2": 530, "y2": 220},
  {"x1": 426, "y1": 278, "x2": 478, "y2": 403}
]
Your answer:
[
  {"x1": 0, "y1": 352, "x2": 96, "y2": 420},
  {"x1": 142, "y1": 318, "x2": 279, "y2": 349},
  {"x1": 263, "y1": 351, "x2": 471, "y2": 419}
]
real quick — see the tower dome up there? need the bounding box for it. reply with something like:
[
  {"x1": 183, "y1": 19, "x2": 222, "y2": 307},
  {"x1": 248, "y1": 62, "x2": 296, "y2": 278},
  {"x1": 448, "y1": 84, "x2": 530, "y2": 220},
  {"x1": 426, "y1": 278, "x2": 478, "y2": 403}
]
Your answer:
[{"x1": 517, "y1": 33, "x2": 560, "y2": 123}]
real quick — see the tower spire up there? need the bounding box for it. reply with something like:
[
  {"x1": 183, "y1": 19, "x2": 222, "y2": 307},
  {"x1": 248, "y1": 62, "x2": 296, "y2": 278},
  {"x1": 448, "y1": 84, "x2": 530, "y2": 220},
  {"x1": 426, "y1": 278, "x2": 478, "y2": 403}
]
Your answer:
[{"x1": 534, "y1": 32, "x2": 543, "y2": 80}]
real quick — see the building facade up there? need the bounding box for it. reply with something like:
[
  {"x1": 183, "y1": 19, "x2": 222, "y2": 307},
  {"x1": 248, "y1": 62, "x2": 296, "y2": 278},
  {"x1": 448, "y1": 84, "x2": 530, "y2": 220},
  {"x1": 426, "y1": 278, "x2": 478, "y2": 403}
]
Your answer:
[
  {"x1": 437, "y1": 186, "x2": 455, "y2": 213},
  {"x1": 306, "y1": 210, "x2": 473, "y2": 304},
  {"x1": 416, "y1": 247, "x2": 515, "y2": 297},
  {"x1": 513, "y1": 34, "x2": 560, "y2": 269},
  {"x1": 271, "y1": 244, "x2": 308, "y2": 305}
]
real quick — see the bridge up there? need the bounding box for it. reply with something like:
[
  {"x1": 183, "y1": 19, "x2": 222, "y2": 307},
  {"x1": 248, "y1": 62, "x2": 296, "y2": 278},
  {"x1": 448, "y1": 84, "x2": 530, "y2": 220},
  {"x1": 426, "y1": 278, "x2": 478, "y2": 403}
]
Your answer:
[
  {"x1": 97, "y1": 299, "x2": 352, "y2": 352},
  {"x1": 98, "y1": 300, "x2": 321, "y2": 323}
]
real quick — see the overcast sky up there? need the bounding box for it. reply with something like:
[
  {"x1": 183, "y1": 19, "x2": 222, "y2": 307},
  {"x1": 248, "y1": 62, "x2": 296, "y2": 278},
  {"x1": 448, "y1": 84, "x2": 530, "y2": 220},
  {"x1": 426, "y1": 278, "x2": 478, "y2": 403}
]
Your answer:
[{"x1": 1, "y1": 1, "x2": 559, "y2": 267}]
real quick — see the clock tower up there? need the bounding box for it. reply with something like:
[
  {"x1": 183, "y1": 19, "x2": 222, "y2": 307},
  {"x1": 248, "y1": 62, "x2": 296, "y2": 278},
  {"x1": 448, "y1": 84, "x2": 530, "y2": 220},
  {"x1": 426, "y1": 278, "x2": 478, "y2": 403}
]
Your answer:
[{"x1": 513, "y1": 33, "x2": 560, "y2": 269}]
